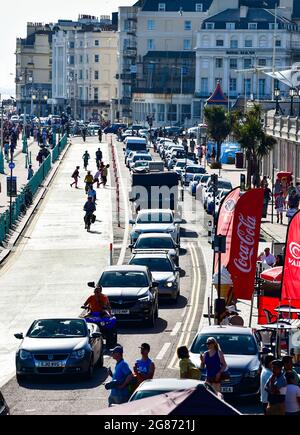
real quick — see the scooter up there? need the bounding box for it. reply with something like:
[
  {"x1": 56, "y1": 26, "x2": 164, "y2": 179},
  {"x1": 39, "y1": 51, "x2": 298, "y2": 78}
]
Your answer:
[{"x1": 80, "y1": 309, "x2": 118, "y2": 349}]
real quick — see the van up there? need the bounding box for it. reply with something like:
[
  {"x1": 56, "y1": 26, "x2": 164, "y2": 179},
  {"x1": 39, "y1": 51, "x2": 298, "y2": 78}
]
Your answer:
[{"x1": 123, "y1": 137, "x2": 148, "y2": 161}]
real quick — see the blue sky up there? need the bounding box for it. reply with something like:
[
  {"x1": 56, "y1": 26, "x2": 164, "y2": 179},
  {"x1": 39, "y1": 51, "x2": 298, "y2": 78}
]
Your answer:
[{"x1": 0, "y1": 0, "x2": 131, "y2": 98}]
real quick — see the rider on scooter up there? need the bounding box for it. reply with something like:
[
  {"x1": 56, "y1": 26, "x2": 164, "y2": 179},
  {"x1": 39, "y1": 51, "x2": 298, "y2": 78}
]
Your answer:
[
  {"x1": 83, "y1": 286, "x2": 111, "y2": 317},
  {"x1": 83, "y1": 196, "x2": 96, "y2": 231}
]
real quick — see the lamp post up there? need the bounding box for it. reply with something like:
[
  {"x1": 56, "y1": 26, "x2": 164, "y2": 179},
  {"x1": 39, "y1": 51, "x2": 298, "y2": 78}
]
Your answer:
[
  {"x1": 274, "y1": 88, "x2": 280, "y2": 115},
  {"x1": 0, "y1": 96, "x2": 4, "y2": 174},
  {"x1": 289, "y1": 88, "x2": 296, "y2": 117},
  {"x1": 18, "y1": 71, "x2": 33, "y2": 153}
]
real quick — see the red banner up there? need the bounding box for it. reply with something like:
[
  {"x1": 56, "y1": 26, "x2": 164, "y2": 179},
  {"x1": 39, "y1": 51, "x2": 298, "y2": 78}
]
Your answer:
[
  {"x1": 214, "y1": 188, "x2": 241, "y2": 273},
  {"x1": 227, "y1": 189, "x2": 264, "y2": 300},
  {"x1": 282, "y1": 211, "x2": 300, "y2": 301}
]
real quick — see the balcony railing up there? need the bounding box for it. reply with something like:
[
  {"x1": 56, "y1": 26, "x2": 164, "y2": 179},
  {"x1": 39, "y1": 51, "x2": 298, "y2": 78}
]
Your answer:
[{"x1": 265, "y1": 113, "x2": 300, "y2": 143}]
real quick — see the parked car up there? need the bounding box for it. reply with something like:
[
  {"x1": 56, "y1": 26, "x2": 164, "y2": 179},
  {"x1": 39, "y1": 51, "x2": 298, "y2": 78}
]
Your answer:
[
  {"x1": 15, "y1": 318, "x2": 104, "y2": 382},
  {"x1": 97, "y1": 266, "x2": 159, "y2": 327},
  {"x1": 181, "y1": 165, "x2": 207, "y2": 186},
  {"x1": 189, "y1": 326, "x2": 261, "y2": 397},
  {"x1": 129, "y1": 378, "x2": 218, "y2": 402},
  {"x1": 129, "y1": 252, "x2": 180, "y2": 302},
  {"x1": 173, "y1": 159, "x2": 193, "y2": 177},
  {"x1": 0, "y1": 391, "x2": 9, "y2": 415},
  {"x1": 189, "y1": 174, "x2": 209, "y2": 197},
  {"x1": 129, "y1": 209, "x2": 182, "y2": 246},
  {"x1": 130, "y1": 233, "x2": 180, "y2": 265},
  {"x1": 126, "y1": 149, "x2": 149, "y2": 167},
  {"x1": 131, "y1": 161, "x2": 150, "y2": 174},
  {"x1": 202, "y1": 179, "x2": 233, "y2": 208},
  {"x1": 129, "y1": 153, "x2": 153, "y2": 170}
]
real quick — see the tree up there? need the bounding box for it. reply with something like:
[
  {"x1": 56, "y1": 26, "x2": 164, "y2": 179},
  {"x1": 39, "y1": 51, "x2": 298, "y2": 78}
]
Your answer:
[
  {"x1": 204, "y1": 105, "x2": 232, "y2": 166},
  {"x1": 233, "y1": 104, "x2": 276, "y2": 188}
]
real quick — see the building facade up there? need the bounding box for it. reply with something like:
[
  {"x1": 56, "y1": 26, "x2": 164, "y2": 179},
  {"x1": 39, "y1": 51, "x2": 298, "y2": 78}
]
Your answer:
[
  {"x1": 52, "y1": 15, "x2": 118, "y2": 121},
  {"x1": 16, "y1": 22, "x2": 53, "y2": 117},
  {"x1": 195, "y1": 0, "x2": 300, "y2": 116}
]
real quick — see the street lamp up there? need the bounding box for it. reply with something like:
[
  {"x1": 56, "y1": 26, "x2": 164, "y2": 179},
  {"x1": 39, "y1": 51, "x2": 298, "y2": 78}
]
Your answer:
[
  {"x1": 274, "y1": 88, "x2": 280, "y2": 115},
  {"x1": 289, "y1": 88, "x2": 296, "y2": 117},
  {"x1": 18, "y1": 72, "x2": 33, "y2": 153}
]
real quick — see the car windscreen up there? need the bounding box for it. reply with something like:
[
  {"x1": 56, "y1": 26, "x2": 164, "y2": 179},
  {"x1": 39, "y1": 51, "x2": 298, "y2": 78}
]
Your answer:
[
  {"x1": 100, "y1": 271, "x2": 149, "y2": 287},
  {"x1": 27, "y1": 320, "x2": 87, "y2": 339},
  {"x1": 186, "y1": 167, "x2": 206, "y2": 174},
  {"x1": 131, "y1": 389, "x2": 171, "y2": 401},
  {"x1": 130, "y1": 258, "x2": 173, "y2": 272},
  {"x1": 127, "y1": 144, "x2": 147, "y2": 152},
  {"x1": 135, "y1": 161, "x2": 149, "y2": 167},
  {"x1": 137, "y1": 213, "x2": 173, "y2": 224},
  {"x1": 136, "y1": 237, "x2": 175, "y2": 249},
  {"x1": 218, "y1": 181, "x2": 232, "y2": 190},
  {"x1": 191, "y1": 334, "x2": 258, "y2": 356},
  {"x1": 176, "y1": 162, "x2": 186, "y2": 168},
  {"x1": 134, "y1": 155, "x2": 152, "y2": 161},
  {"x1": 200, "y1": 175, "x2": 210, "y2": 183}
]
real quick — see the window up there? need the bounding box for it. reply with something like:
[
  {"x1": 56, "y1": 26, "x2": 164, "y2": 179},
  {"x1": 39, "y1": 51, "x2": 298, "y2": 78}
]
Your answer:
[
  {"x1": 229, "y1": 78, "x2": 237, "y2": 92},
  {"x1": 79, "y1": 55, "x2": 83, "y2": 64},
  {"x1": 147, "y1": 20, "x2": 155, "y2": 30},
  {"x1": 258, "y1": 58, "x2": 267, "y2": 67},
  {"x1": 158, "y1": 3, "x2": 166, "y2": 11},
  {"x1": 79, "y1": 70, "x2": 83, "y2": 80},
  {"x1": 216, "y1": 39, "x2": 224, "y2": 47},
  {"x1": 94, "y1": 87, "x2": 99, "y2": 101},
  {"x1": 196, "y1": 3, "x2": 203, "y2": 12},
  {"x1": 67, "y1": 55, "x2": 74, "y2": 65},
  {"x1": 244, "y1": 59, "x2": 252, "y2": 69},
  {"x1": 184, "y1": 39, "x2": 191, "y2": 50},
  {"x1": 244, "y1": 78, "x2": 251, "y2": 94},
  {"x1": 80, "y1": 40, "x2": 83, "y2": 47},
  {"x1": 86, "y1": 55, "x2": 89, "y2": 64},
  {"x1": 147, "y1": 39, "x2": 155, "y2": 50},
  {"x1": 259, "y1": 79, "x2": 266, "y2": 97},
  {"x1": 94, "y1": 71, "x2": 99, "y2": 80},
  {"x1": 49, "y1": 71, "x2": 52, "y2": 80},
  {"x1": 230, "y1": 39, "x2": 238, "y2": 49},
  {"x1": 157, "y1": 104, "x2": 165, "y2": 122},
  {"x1": 184, "y1": 21, "x2": 192, "y2": 31},
  {"x1": 276, "y1": 40, "x2": 281, "y2": 47},
  {"x1": 86, "y1": 70, "x2": 89, "y2": 80},
  {"x1": 245, "y1": 39, "x2": 252, "y2": 48},
  {"x1": 226, "y1": 23, "x2": 235, "y2": 30},
  {"x1": 69, "y1": 41, "x2": 75, "y2": 49},
  {"x1": 259, "y1": 36, "x2": 267, "y2": 48},
  {"x1": 79, "y1": 87, "x2": 83, "y2": 99},
  {"x1": 229, "y1": 58, "x2": 237, "y2": 69},
  {"x1": 95, "y1": 40, "x2": 99, "y2": 46},
  {"x1": 216, "y1": 58, "x2": 223, "y2": 68},
  {"x1": 202, "y1": 58, "x2": 209, "y2": 68},
  {"x1": 201, "y1": 78, "x2": 208, "y2": 94},
  {"x1": 248, "y1": 23, "x2": 257, "y2": 30},
  {"x1": 205, "y1": 22, "x2": 214, "y2": 29},
  {"x1": 269, "y1": 23, "x2": 278, "y2": 30},
  {"x1": 95, "y1": 54, "x2": 99, "y2": 63}
]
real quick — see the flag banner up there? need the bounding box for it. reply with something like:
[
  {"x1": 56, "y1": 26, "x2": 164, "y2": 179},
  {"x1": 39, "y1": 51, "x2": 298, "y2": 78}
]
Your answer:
[
  {"x1": 227, "y1": 189, "x2": 264, "y2": 300},
  {"x1": 258, "y1": 296, "x2": 300, "y2": 325},
  {"x1": 282, "y1": 211, "x2": 300, "y2": 301}
]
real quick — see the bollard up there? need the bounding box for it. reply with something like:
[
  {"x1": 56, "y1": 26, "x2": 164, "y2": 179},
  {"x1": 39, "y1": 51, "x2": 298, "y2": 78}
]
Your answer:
[{"x1": 109, "y1": 243, "x2": 113, "y2": 266}]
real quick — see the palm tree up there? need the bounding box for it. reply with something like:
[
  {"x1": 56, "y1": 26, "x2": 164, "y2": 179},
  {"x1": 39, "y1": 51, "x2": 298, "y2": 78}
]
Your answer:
[
  {"x1": 204, "y1": 105, "x2": 232, "y2": 167},
  {"x1": 233, "y1": 104, "x2": 276, "y2": 188}
]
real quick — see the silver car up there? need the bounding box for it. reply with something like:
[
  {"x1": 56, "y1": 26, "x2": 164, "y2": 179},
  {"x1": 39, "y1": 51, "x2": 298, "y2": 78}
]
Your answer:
[
  {"x1": 130, "y1": 232, "x2": 180, "y2": 265},
  {"x1": 15, "y1": 318, "x2": 103, "y2": 382}
]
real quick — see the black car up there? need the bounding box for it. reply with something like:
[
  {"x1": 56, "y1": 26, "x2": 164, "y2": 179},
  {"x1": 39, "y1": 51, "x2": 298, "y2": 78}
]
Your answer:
[
  {"x1": 98, "y1": 266, "x2": 159, "y2": 327},
  {"x1": 0, "y1": 391, "x2": 9, "y2": 415},
  {"x1": 164, "y1": 126, "x2": 184, "y2": 137},
  {"x1": 103, "y1": 123, "x2": 127, "y2": 134}
]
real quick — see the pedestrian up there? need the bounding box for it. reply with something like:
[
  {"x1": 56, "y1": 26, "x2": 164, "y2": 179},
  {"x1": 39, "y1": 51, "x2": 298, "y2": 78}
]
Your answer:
[
  {"x1": 282, "y1": 356, "x2": 300, "y2": 386},
  {"x1": 70, "y1": 166, "x2": 80, "y2": 189},
  {"x1": 211, "y1": 147, "x2": 216, "y2": 163},
  {"x1": 177, "y1": 346, "x2": 200, "y2": 380},
  {"x1": 258, "y1": 247, "x2": 276, "y2": 268},
  {"x1": 274, "y1": 254, "x2": 284, "y2": 267},
  {"x1": 27, "y1": 164, "x2": 34, "y2": 181},
  {"x1": 106, "y1": 345, "x2": 133, "y2": 407},
  {"x1": 287, "y1": 183, "x2": 295, "y2": 198},
  {"x1": 262, "y1": 186, "x2": 272, "y2": 218},
  {"x1": 261, "y1": 176, "x2": 269, "y2": 189},
  {"x1": 275, "y1": 191, "x2": 285, "y2": 224},
  {"x1": 84, "y1": 171, "x2": 94, "y2": 194},
  {"x1": 200, "y1": 337, "x2": 228, "y2": 393},
  {"x1": 82, "y1": 151, "x2": 90, "y2": 171},
  {"x1": 4, "y1": 140, "x2": 9, "y2": 161},
  {"x1": 285, "y1": 372, "x2": 300, "y2": 415},
  {"x1": 296, "y1": 182, "x2": 300, "y2": 197},
  {"x1": 190, "y1": 138, "x2": 196, "y2": 154},
  {"x1": 98, "y1": 128, "x2": 102, "y2": 143},
  {"x1": 95, "y1": 148, "x2": 103, "y2": 167},
  {"x1": 87, "y1": 186, "x2": 97, "y2": 203},
  {"x1": 133, "y1": 343, "x2": 155, "y2": 388},
  {"x1": 36, "y1": 149, "x2": 44, "y2": 167},
  {"x1": 274, "y1": 178, "x2": 282, "y2": 200},
  {"x1": 260, "y1": 354, "x2": 274, "y2": 415},
  {"x1": 83, "y1": 196, "x2": 96, "y2": 231},
  {"x1": 197, "y1": 145, "x2": 203, "y2": 164},
  {"x1": 99, "y1": 164, "x2": 109, "y2": 188},
  {"x1": 287, "y1": 190, "x2": 299, "y2": 223},
  {"x1": 265, "y1": 359, "x2": 287, "y2": 415},
  {"x1": 93, "y1": 169, "x2": 101, "y2": 188}
]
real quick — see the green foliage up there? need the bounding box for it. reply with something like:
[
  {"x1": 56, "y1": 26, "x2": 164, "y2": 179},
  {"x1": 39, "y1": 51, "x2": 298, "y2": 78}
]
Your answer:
[{"x1": 204, "y1": 106, "x2": 232, "y2": 163}]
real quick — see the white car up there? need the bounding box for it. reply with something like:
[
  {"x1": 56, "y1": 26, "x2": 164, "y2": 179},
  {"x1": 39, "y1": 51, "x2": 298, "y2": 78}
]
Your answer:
[
  {"x1": 10, "y1": 115, "x2": 20, "y2": 123},
  {"x1": 173, "y1": 159, "x2": 193, "y2": 176},
  {"x1": 181, "y1": 165, "x2": 207, "y2": 186},
  {"x1": 129, "y1": 209, "x2": 182, "y2": 246},
  {"x1": 129, "y1": 153, "x2": 153, "y2": 170},
  {"x1": 126, "y1": 149, "x2": 149, "y2": 167}
]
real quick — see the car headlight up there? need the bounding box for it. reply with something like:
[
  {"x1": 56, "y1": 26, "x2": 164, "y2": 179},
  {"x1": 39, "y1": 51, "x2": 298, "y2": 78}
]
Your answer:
[
  {"x1": 20, "y1": 350, "x2": 33, "y2": 361},
  {"x1": 71, "y1": 349, "x2": 86, "y2": 360},
  {"x1": 139, "y1": 295, "x2": 151, "y2": 303},
  {"x1": 245, "y1": 369, "x2": 259, "y2": 378},
  {"x1": 166, "y1": 282, "x2": 174, "y2": 288}
]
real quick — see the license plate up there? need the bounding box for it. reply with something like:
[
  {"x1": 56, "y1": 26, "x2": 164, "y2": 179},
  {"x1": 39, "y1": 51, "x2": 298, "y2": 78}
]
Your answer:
[
  {"x1": 37, "y1": 362, "x2": 64, "y2": 368},
  {"x1": 112, "y1": 309, "x2": 130, "y2": 315},
  {"x1": 221, "y1": 387, "x2": 233, "y2": 393}
]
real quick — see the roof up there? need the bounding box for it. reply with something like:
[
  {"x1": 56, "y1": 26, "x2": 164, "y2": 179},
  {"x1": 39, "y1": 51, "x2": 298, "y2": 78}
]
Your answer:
[
  {"x1": 293, "y1": 0, "x2": 300, "y2": 19},
  {"x1": 136, "y1": 378, "x2": 203, "y2": 391},
  {"x1": 140, "y1": 0, "x2": 213, "y2": 12},
  {"x1": 103, "y1": 265, "x2": 149, "y2": 272},
  {"x1": 198, "y1": 325, "x2": 254, "y2": 335},
  {"x1": 130, "y1": 252, "x2": 170, "y2": 259},
  {"x1": 206, "y1": 81, "x2": 228, "y2": 106},
  {"x1": 135, "y1": 233, "x2": 174, "y2": 239}
]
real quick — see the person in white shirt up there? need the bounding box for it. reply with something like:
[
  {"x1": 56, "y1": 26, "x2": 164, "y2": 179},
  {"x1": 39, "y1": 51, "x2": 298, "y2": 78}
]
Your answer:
[
  {"x1": 260, "y1": 248, "x2": 276, "y2": 267},
  {"x1": 285, "y1": 372, "x2": 300, "y2": 415},
  {"x1": 260, "y1": 355, "x2": 274, "y2": 415}
]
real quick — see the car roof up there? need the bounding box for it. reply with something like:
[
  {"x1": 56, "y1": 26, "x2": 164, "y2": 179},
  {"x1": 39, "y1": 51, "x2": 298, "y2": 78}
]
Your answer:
[
  {"x1": 136, "y1": 378, "x2": 203, "y2": 391},
  {"x1": 125, "y1": 137, "x2": 147, "y2": 143},
  {"x1": 198, "y1": 326, "x2": 254, "y2": 335},
  {"x1": 138, "y1": 209, "x2": 173, "y2": 215},
  {"x1": 131, "y1": 253, "x2": 170, "y2": 260},
  {"x1": 137, "y1": 233, "x2": 173, "y2": 239},
  {"x1": 103, "y1": 265, "x2": 149, "y2": 273},
  {"x1": 186, "y1": 165, "x2": 202, "y2": 169}
]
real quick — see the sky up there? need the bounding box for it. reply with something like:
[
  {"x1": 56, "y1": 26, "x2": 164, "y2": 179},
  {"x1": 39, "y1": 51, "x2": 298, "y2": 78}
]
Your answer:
[{"x1": 0, "y1": 0, "x2": 132, "y2": 98}]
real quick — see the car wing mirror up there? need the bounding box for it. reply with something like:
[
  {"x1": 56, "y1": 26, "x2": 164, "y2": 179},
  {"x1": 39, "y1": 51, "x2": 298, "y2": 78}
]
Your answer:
[
  {"x1": 87, "y1": 281, "x2": 96, "y2": 288},
  {"x1": 14, "y1": 333, "x2": 24, "y2": 340}
]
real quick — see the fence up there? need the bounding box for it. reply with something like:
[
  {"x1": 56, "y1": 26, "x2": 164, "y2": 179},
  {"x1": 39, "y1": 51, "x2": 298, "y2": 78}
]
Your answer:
[{"x1": 0, "y1": 134, "x2": 68, "y2": 247}]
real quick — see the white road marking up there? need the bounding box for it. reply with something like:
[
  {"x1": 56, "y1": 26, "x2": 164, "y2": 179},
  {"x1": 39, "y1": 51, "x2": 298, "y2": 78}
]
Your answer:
[
  {"x1": 171, "y1": 322, "x2": 182, "y2": 337},
  {"x1": 156, "y1": 343, "x2": 171, "y2": 360}
]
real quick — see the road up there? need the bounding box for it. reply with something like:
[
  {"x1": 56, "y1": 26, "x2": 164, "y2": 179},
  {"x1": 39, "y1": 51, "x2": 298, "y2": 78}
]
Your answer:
[{"x1": 0, "y1": 135, "x2": 261, "y2": 415}]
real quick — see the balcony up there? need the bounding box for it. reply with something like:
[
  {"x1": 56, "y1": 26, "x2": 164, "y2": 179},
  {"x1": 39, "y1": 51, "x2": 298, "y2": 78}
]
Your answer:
[
  {"x1": 80, "y1": 100, "x2": 110, "y2": 108},
  {"x1": 123, "y1": 49, "x2": 137, "y2": 58}
]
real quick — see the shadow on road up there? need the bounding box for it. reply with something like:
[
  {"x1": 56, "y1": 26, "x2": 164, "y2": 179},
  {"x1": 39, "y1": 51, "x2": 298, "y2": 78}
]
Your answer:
[
  {"x1": 182, "y1": 230, "x2": 199, "y2": 239},
  {"x1": 159, "y1": 295, "x2": 188, "y2": 310},
  {"x1": 117, "y1": 318, "x2": 168, "y2": 336},
  {"x1": 16, "y1": 367, "x2": 108, "y2": 391}
]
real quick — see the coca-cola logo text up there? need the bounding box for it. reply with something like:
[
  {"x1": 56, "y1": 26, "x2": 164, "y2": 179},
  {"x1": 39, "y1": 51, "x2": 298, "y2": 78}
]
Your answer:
[
  {"x1": 289, "y1": 242, "x2": 300, "y2": 260},
  {"x1": 233, "y1": 214, "x2": 257, "y2": 273}
]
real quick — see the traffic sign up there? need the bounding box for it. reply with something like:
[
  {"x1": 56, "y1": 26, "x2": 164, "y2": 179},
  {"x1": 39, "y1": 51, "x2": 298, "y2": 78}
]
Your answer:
[{"x1": 9, "y1": 162, "x2": 15, "y2": 170}]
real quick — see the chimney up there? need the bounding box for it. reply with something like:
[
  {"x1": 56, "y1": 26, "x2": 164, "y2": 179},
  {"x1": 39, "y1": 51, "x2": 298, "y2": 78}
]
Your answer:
[{"x1": 240, "y1": 6, "x2": 248, "y2": 19}]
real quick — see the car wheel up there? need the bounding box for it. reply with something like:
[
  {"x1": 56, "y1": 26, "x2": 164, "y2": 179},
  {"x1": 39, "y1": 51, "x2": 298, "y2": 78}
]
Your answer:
[{"x1": 97, "y1": 352, "x2": 104, "y2": 368}]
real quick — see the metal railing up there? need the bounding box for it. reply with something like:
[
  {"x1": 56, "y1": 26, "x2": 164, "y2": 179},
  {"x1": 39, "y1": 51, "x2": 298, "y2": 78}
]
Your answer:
[{"x1": 0, "y1": 134, "x2": 68, "y2": 247}]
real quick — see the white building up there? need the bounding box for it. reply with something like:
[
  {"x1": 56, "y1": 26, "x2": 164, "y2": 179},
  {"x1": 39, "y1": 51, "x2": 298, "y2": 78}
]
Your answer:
[{"x1": 52, "y1": 15, "x2": 118, "y2": 121}]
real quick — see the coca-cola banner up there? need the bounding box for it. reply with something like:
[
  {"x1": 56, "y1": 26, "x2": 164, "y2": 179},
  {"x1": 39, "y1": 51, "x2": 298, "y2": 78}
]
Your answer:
[
  {"x1": 214, "y1": 188, "x2": 241, "y2": 273},
  {"x1": 282, "y1": 211, "x2": 300, "y2": 301},
  {"x1": 227, "y1": 189, "x2": 264, "y2": 300}
]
